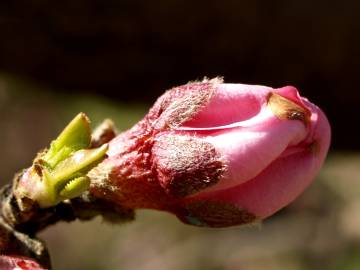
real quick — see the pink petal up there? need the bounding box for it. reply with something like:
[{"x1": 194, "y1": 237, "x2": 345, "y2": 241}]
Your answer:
[
  {"x1": 181, "y1": 84, "x2": 271, "y2": 128},
  {"x1": 184, "y1": 105, "x2": 330, "y2": 219}
]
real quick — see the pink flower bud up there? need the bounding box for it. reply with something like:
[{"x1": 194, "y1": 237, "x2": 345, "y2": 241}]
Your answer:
[{"x1": 89, "y1": 78, "x2": 331, "y2": 227}]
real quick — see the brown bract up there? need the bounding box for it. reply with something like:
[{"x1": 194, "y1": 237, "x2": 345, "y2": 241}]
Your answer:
[
  {"x1": 89, "y1": 78, "x2": 224, "y2": 210},
  {"x1": 153, "y1": 134, "x2": 225, "y2": 197},
  {"x1": 268, "y1": 92, "x2": 311, "y2": 125},
  {"x1": 150, "y1": 78, "x2": 221, "y2": 129},
  {"x1": 179, "y1": 200, "x2": 257, "y2": 227}
]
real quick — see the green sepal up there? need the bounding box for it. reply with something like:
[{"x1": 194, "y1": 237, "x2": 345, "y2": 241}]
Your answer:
[
  {"x1": 59, "y1": 176, "x2": 91, "y2": 200},
  {"x1": 51, "y1": 144, "x2": 108, "y2": 191},
  {"x1": 43, "y1": 113, "x2": 91, "y2": 168},
  {"x1": 20, "y1": 113, "x2": 110, "y2": 208}
]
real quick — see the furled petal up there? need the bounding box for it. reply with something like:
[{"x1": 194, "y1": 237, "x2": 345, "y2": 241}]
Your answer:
[
  {"x1": 181, "y1": 84, "x2": 271, "y2": 128},
  {"x1": 181, "y1": 104, "x2": 330, "y2": 222},
  {"x1": 178, "y1": 85, "x2": 310, "y2": 192}
]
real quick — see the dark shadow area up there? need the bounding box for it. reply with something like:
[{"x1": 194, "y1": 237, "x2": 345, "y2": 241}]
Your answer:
[{"x1": 0, "y1": 0, "x2": 359, "y2": 149}]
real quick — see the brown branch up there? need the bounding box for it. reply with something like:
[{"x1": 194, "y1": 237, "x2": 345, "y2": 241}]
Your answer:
[{"x1": 0, "y1": 172, "x2": 134, "y2": 269}]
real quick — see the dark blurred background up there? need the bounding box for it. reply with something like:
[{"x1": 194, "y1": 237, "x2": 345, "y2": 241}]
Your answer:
[
  {"x1": 0, "y1": 0, "x2": 359, "y2": 149},
  {"x1": 0, "y1": 1, "x2": 360, "y2": 270}
]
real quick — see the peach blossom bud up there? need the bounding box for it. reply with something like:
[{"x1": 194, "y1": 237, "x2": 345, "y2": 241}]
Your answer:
[{"x1": 89, "y1": 78, "x2": 331, "y2": 227}]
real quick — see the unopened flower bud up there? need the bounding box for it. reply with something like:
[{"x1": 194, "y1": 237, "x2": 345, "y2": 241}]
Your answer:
[{"x1": 87, "y1": 78, "x2": 331, "y2": 227}]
